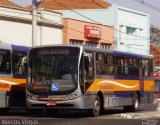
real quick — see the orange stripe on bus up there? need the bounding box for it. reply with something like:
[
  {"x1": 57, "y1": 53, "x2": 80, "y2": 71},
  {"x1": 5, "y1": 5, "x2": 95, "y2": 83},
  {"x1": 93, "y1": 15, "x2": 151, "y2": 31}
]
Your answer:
[
  {"x1": 0, "y1": 78, "x2": 26, "y2": 84},
  {"x1": 0, "y1": 78, "x2": 26, "y2": 91},
  {"x1": 87, "y1": 79, "x2": 140, "y2": 92},
  {"x1": 86, "y1": 79, "x2": 154, "y2": 92},
  {"x1": 144, "y1": 80, "x2": 154, "y2": 91}
]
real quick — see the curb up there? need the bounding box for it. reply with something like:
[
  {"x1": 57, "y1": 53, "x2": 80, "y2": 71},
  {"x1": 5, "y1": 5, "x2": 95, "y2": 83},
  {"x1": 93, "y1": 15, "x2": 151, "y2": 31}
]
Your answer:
[{"x1": 156, "y1": 99, "x2": 160, "y2": 111}]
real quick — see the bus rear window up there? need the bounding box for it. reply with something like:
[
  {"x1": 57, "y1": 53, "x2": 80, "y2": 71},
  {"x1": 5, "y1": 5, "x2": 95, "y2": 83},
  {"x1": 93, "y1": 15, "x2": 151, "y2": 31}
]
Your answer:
[{"x1": 12, "y1": 51, "x2": 27, "y2": 75}]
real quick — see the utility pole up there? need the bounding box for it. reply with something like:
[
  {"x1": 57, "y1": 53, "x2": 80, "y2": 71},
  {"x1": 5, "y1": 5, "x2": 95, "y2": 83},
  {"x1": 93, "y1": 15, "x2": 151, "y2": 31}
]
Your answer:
[{"x1": 32, "y1": 0, "x2": 44, "y2": 46}]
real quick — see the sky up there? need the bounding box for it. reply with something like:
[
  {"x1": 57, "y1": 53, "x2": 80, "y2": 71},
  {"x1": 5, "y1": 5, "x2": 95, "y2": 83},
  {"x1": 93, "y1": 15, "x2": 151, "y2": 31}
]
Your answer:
[{"x1": 11, "y1": 0, "x2": 160, "y2": 28}]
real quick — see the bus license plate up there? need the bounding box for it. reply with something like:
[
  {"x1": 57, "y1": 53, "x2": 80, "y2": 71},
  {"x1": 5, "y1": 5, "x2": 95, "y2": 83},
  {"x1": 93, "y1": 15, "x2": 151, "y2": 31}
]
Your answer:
[{"x1": 46, "y1": 102, "x2": 56, "y2": 106}]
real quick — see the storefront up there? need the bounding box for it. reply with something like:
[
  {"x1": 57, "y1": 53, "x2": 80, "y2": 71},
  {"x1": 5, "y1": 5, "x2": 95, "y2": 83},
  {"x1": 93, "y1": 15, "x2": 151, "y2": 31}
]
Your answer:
[{"x1": 63, "y1": 18, "x2": 114, "y2": 49}]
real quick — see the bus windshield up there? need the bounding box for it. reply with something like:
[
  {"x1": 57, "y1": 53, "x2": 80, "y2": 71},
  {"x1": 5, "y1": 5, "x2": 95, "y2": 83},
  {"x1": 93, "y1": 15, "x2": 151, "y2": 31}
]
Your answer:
[{"x1": 27, "y1": 47, "x2": 79, "y2": 95}]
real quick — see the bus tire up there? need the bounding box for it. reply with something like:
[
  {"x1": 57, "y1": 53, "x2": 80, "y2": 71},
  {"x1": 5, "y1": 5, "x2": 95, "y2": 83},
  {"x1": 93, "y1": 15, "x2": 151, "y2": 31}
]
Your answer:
[
  {"x1": 0, "y1": 108, "x2": 9, "y2": 115},
  {"x1": 88, "y1": 95, "x2": 101, "y2": 117},
  {"x1": 123, "y1": 93, "x2": 139, "y2": 112}
]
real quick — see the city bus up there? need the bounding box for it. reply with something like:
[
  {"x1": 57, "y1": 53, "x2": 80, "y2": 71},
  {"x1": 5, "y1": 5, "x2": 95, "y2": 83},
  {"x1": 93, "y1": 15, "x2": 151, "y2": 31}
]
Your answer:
[
  {"x1": 0, "y1": 42, "x2": 29, "y2": 114},
  {"x1": 26, "y1": 45, "x2": 154, "y2": 117}
]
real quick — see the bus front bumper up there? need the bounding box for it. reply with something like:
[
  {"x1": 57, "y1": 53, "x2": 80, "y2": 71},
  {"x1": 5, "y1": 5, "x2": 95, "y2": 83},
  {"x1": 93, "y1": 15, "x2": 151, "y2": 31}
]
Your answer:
[{"x1": 27, "y1": 94, "x2": 96, "y2": 110}]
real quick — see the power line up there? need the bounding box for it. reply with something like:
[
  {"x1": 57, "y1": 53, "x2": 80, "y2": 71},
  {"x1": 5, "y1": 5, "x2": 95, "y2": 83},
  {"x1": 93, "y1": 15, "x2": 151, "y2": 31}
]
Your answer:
[
  {"x1": 133, "y1": 0, "x2": 160, "y2": 13},
  {"x1": 53, "y1": 0, "x2": 150, "y2": 40},
  {"x1": 0, "y1": 4, "x2": 150, "y2": 52},
  {"x1": 0, "y1": 8, "x2": 151, "y2": 41},
  {"x1": 0, "y1": 2, "x2": 151, "y2": 41},
  {"x1": 40, "y1": 15, "x2": 149, "y2": 52}
]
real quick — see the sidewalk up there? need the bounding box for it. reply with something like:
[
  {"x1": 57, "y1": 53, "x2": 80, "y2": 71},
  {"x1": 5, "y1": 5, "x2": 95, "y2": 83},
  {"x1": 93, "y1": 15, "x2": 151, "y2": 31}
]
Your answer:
[
  {"x1": 114, "y1": 100, "x2": 160, "y2": 119},
  {"x1": 118, "y1": 110, "x2": 160, "y2": 119}
]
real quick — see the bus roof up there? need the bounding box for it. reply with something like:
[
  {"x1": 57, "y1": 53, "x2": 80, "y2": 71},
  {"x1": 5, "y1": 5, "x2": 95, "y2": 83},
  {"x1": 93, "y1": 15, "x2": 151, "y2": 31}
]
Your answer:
[
  {"x1": 0, "y1": 42, "x2": 12, "y2": 50},
  {"x1": 113, "y1": 50, "x2": 152, "y2": 59},
  {"x1": 11, "y1": 44, "x2": 29, "y2": 52},
  {"x1": 0, "y1": 42, "x2": 29, "y2": 52},
  {"x1": 83, "y1": 45, "x2": 153, "y2": 59},
  {"x1": 30, "y1": 44, "x2": 153, "y2": 59}
]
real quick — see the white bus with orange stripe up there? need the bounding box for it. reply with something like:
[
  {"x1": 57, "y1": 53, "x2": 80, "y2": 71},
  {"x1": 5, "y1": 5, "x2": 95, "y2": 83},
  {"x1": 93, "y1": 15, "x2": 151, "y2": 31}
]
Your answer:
[
  {"x1": 26, "y1": 45, "x2": 154, "y2": 117},
  {"x1": 0, "y1": 42, "x2": 29, "y2": 114}
]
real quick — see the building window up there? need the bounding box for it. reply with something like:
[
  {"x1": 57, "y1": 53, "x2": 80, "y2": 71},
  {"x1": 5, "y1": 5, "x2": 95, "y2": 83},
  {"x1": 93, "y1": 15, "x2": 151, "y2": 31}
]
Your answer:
[
  {"x1": 126, "y1": 26, "x2": 137, "y2": 46},
  {"x1": 126, "y1": 26, "x2": 136, "y2": 35},
  {"x1": 100, "y1": 43, "x2": 111, "y2": 49},
  {"x1": 70, "y1": 39, "x2": 83, "y2": 45},
  {"x1": 86, "y1": 41, "x2": 97, "y2": 47}
]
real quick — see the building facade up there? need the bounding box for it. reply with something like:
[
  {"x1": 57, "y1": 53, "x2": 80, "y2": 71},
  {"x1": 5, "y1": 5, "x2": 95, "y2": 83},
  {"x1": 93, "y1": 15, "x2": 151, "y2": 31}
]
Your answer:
[
  {"x1": 0, "y1": 6, "x2": 63, "y2": 47},
  {"x1": 57, "y1": 4, "x2": 150, "y2": 55},
  {"x1": 112, "y1": 5, "x2": 150, "y2": 55},
  {"x1": 63, "y1": 18, "x2": 114, "y2": 49},
  {"x1": 26, "y1": 0, "x2": 112, "y2": 48}
]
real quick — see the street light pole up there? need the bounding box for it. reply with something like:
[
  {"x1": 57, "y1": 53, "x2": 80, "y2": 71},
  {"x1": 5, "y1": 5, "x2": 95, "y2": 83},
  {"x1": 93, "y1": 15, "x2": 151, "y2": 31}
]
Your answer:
[
  {"x1": 32, "y1": 0, "x2": 37, "y2": 46},
  {"x1": 32, "y1": 0, "x2": 44, "y2": 46}
]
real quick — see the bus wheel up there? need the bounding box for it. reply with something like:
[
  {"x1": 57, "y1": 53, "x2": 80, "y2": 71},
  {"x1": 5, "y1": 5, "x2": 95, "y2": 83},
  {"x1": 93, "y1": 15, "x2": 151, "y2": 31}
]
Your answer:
[
  {"x1": 88, "y1": 95, "x2": 101, "y2": 117},
  {"x1": 0, "y1": 108, "x2": 9, "y2": 115},
  {"x1": 46, "y1": 109, "x2": 58, "y2": 116},
  {"x1": 123, "y1": 93, "x2": 139, "y2": 112},
  {"x1": 132, "y1": 93, "x2": 139, "y2": 111}
]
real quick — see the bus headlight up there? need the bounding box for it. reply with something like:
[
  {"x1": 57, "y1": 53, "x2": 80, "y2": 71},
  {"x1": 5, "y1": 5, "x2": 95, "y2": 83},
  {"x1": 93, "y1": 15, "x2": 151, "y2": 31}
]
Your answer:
[
  {"x1": 27, "y1": 93, "x2": 38, "y2": 101},
  {"x1": 27, "y1": 76, "x2": 31, "y2": 83},
  {"x1": 66, "y1": 92, "x2": 81, "y2": 100}
]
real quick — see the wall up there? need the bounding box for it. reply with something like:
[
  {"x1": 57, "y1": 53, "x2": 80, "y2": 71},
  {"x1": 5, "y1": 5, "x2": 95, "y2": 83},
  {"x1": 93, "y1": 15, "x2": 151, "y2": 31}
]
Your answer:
[
  {"x1": 115, "y1": 5, "x2": 150, "y2": 55},
  {"x1": 0, "y1": 19, "x2": 32, "y2": 46},
  {"x1": 0, "y1": 6, "x2": 63, "y2": 47}
]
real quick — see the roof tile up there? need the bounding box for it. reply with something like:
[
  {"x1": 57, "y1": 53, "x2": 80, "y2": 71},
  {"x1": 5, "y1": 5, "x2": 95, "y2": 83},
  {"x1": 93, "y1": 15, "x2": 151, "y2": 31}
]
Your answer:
[{"x1": 26, "y1": 0, "x2": 111, "y2": 10}]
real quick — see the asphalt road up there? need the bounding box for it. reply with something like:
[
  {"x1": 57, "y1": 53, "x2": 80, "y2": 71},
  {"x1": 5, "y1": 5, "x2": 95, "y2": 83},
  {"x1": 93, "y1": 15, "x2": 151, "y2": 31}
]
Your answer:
[{"x1": 0, "y1": 104, "x2": 159, "y2": 125}]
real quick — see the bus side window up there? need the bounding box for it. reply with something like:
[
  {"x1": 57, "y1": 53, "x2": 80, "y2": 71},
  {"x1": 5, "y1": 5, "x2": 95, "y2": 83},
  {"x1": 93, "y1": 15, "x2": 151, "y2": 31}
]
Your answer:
[
  {"x1": 106, "y1": 55, "x2": 114, "y2": 75},
  {"x1": 96, "y1": 53, "x2": 105, "y2": 75},
  {"x1": 116, "y1": 56, "x2": 124, "y2": 75},
  {"x1": 132, "y1": 58, "x2": 139, "y2": 75},
  {"x1": 124, "y1": 58, "x2": 129, "y2": 75},
  {"x1": 96, "y1": 53, "x2": 101, "y2": 74},
  {"x1": 12, "y1": 51, "x2": 27, "y2": 75},
  {"x1": 142, "y1": 60, "x2": 148, "y2": 76},
  {"x1": 139, "y1": 60, "x2": 143, "y2": 76},
  {"x1": 143, "y1": 59, "x2": 153, "y2": 77},
  {"x1": 0, "y1": 50, "x2": 11, "y2": 74},
  {"x1": 148, "y1": 59, "x2": 153, "y2": 77}
]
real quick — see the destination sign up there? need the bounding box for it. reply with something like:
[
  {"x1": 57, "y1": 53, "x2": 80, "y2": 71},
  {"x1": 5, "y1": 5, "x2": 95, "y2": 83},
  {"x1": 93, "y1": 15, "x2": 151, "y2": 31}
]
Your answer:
[{"x1": 38, "y1": 48, "x2": 70, "y2": 56}]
